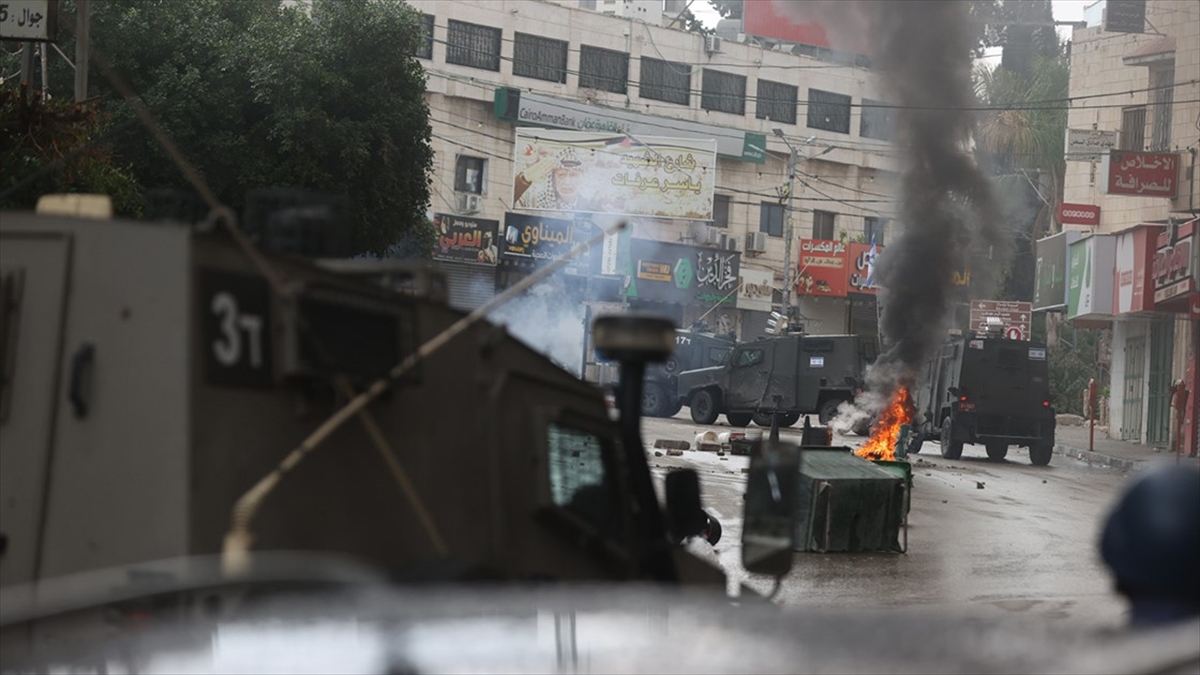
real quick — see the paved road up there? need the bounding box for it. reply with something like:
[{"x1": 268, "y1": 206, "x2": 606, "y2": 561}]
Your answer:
[{"x1": 643, "y1": 411, "x2": 1133, "y2": 630}]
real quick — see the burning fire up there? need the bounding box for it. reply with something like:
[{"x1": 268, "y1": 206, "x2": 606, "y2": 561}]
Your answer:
[{"x1": 854, "y1": 387, "x2": 915, "y2": 462}]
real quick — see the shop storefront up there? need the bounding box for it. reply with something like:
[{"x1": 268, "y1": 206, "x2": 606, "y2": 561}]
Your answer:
[
  {"x1": 431, "y1": 213, "x2": 500, "y2": 311},
  {"x1": 795, "y1": 239, "x2": 851, "y2": 334},
  {"x1": 1148, "y1": 218, "x2": 1198, "y2": 456}
]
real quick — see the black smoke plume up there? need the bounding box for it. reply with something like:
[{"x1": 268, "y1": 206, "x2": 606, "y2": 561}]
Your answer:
[{"x1": 773, "y1": 1, "x2": 1009, "y2": 408}]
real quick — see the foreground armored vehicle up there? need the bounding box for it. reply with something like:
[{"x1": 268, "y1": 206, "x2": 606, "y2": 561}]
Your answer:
[
  {"x1": 0, "y1": 209, "x2": 727, "y2": 595},
  {"x1": 676, "y1": 334, "x2": 877, "y2": 427},
  {"x1": 910, "y1": 333, "x2": 1056, "y2": 465},
  {"x1": 642, "y1": 328, "x2": 736, "y2": 418}
]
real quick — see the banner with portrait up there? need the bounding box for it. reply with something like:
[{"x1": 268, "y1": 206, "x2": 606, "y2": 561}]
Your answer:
[{"x1": 512, "y1": 128, "x2": 716, "y2": 220}]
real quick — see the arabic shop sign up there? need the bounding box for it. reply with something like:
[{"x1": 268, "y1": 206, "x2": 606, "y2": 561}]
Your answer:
[
  {"x1": 1067, "y1": 235, "x2": 1116, "y2": 319},
  {"x1": 847, "y1": 242, "x2": 883, "y2": 296},
  {"x1": 494, "y1": 87, "x2": 766, "y2": 164},
  {"x1": 1033, "y1": 230, "x2": 1081, "y2": 312},
  {"x1": 1105, "y1": 151, "x2": 1180, "y2": 198},
  {"x1": 737, "y1": 266, "x2": 774, "y2": 312},
  {"x1": 1153, "y1": 219, "x2": 1196, "y2": 305},
  {"x1": 501, "y1": 212, "x2": 579, "y2": 265},
  {"x1": 797, "y1": 239, "x2": 849, "y2": 297},
  {"x1": 512, "y1": 128, "x2": 716, "y2": 220},
  {"x1": 432, "y1": 213, "x2": 500, "y2": 266},
  {"x1": 1065, "y1": 129, "x2": 1117, "y2": 162},
  {"x1": 1114, "y1": 225, "x2": 1159, "y2": 314},
  {"x1": 0, "y1": 0, "x2": 57, "y2": 41},
  {"x1": 625, "y1": 239, "x2": 741, "y2": 306}
]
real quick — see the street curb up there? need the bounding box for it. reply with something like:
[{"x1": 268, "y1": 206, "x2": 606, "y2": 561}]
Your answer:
[{"x1": 1053, "y1": 444, "x2": 1142, "y2": 473}]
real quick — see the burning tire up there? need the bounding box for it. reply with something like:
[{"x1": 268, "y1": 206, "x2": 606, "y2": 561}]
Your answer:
[
  {"x1": 818, "y1": 399, "x2": 842, "y2": 425},
  {"x1": 852, "y1": 418, "x2": 871, "y2": 436},
  {"x1": 726, "y1": 412, "x2": 752, "y2": 427},
  {"x1": 939, "y1": 417, "x2": 963, "y2": 460},
  {"x1": 1030, "y1": 443, "x2": 1053, "y2": 466},
  {"x1": 985, "y1": 443, "x2": 1008, "y2": 461},
  {"x1": 690, "y1": 389, "x2": 720, "y2": 425}
]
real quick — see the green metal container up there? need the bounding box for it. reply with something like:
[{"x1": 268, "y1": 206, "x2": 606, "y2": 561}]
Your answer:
[
  {"x1": 794, "y1": 448, "x2": 906, "y2": 553},
  {"x1": 871, "y1": 459, "x2": 913, "y2": 518}
]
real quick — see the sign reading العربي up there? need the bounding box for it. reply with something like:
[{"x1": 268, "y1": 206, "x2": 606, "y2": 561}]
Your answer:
[{"x1": 511, "y1": 128, "x2": 716, "y2": 220}]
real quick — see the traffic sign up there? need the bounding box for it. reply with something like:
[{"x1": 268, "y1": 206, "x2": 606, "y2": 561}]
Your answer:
[
  {"x1": 969, "y1": 299, "x2": 1032, "y2": 341},
  {"x1": 1005, "y1": 326, "x2": 1025, "y2": 341}
]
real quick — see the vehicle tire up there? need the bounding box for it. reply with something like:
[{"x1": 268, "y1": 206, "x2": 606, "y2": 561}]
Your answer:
[
  {"x1": 852, "y1": 418, "x2": 871, "y2": 437},
  {"x1": 985, "y1": 443, "x2": 1008, "y2": 461},
  {"x1": 908, "y1": 429, "x2": 924, "y2": 454},
  {"x1": 1030, "y1": 443, "x2": 1053, "y2": 466},
  {"x1": 642, "y1": 382, "x2": 667, "y2": 417},
  {"x1": 661, "y1": 399, "x2": 683, "y2": 418},
  {"x1": 703, "y1": 512, "x2": 723, "y2": 546},
  {"x1": 939, "y1": 417, "x2": 963, "y2": 460},
  {"x1": 818, "y1": 399, "x2": 843, "y2": 425},
  {"x1": 663, "y1": 354, "x2": 680, "y2": 374},
  {"x1": 726, "y1": 412, "x2": 752, "y2": 427},
  {"x1": 779, "y1": 412, "x2": 802, "y2": 427},
  {"x1": 690, "y1": 389, "x2": 720, "y2": 425},
  {"x1": 751, "y1": 411, "x2": 775, "y2": 427}
]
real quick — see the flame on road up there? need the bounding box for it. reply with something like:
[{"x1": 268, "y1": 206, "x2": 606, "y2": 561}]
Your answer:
[{"x1": 854, "y1": 387, "x2": 914, "y2": 462}]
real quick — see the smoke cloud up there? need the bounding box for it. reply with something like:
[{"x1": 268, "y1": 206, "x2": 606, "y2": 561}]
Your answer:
[
  {"x1": 774, "y1": 1, "x2": 1009, "y2": 420},
  {"x1": 486, "y1": 275, "x2": 587, "y2": 377}
]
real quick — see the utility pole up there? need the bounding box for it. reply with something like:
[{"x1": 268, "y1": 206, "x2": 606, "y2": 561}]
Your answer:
[
  {"x1": 75, "y1": 0, "x2": 91, "y2": 104},
  {"x1": 19, "y1": 42, "x2": 34, "y2": 88},
  {"x1": 773, "y1": 128, "x2": 799, "y2": 321}
]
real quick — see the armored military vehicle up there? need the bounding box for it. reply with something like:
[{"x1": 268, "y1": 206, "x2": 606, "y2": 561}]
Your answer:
[
  {"x1": 0, "y1": 206, "x2": 729, "y2": 594},
  {"x1": 676, "y1": 334, "x2": 877, "y2": 427},
  {"x1": 642, "y1": 328, "x2": 736, "y2": 418},
  {"x1": 910, "y1": 332, "x2": 1056, "y2": 465}
]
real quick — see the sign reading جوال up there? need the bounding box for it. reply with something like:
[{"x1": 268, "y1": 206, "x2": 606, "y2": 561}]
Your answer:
[{"x1": 0, "y1": 0, "x2": 57, "y2": 41}]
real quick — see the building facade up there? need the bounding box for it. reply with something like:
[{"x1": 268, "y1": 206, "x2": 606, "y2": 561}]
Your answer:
[
  {"x1": 1043, "y1": 0, "x2": 1199, "y2": 454},
  {"x1": 408, "y1": 0, "x2": 897, "y2": 378}
]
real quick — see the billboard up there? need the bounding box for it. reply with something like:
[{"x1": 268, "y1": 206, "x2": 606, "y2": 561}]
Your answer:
[
  {"x1": 1033, "y1": 230, "x2": 1081, "y2": 311},
  {"x1": 737, "y1": 266, "x2": 775, "y2": 312},
  {"x1": 432, "y1": 213, "x2": 500, "y2": 266},
  {"x1": 512, "y1": 128, "x2": 716, "y2": 220},
  {"x1": 796, "y1": 239, "x2": 849, "y2": 298},
  {"x1": 1105, "y1": 151, "x2": 1181, "y2": 198},
  {"x1": 742, "y1": 0, "x2": 872, "y2": 56},
  {"x1": 625, "y1": 239, "x2": 741, "y2": 307},
  {"x1": 501, "y1": 212, "x2": 584, "y2": 265},
  {"x1": 847, "y1": 241, "x2": 882, "y2": 296},
  {"x1": 1067, "y1": 235, "x2": 1116, "y2": 319},
  {"x1": 1113, "y1": 225, "x2": 1160, "y2": 315},
  {"x1": 1153, "y1": 219, "x2": 1197, "y2": 306}
]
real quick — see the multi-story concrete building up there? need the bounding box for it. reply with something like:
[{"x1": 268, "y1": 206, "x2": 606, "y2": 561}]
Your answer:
[
  {"x1": 1041, "y1": 0, "x2": 1198, "y2": 454},
  {"x1": 408, "y1": 0, "x2": 898, "y2": 376}
]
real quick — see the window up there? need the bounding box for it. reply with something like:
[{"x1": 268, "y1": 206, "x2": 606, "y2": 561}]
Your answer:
[
  {"x1": 1120, "y1": 106, "x2": 1146, "y2": 151},
  {"x1": 756, "y1": 79, "x2": 797, "y2": 125},
  {"x1": 1149, "y1": 65, "x2": 1174, "y2": 151},
  {"x1": 701, "y1": 69, "x2": 746, "y2": 116},
  {"x1": 712, "y1": 194, "x2": 731, "y2": 228},
  {"x1": 579, "y1": 0, "x2": 597, "y2": 8},
  {"x1": 546, "y1": 423, "x2": 611, "y2": 527},
  {"x1": 415, "y1": 14, "x2": 434, "y2": 60},
  {"x1": 812, "y1": 210, "x2": 835, "y2": 239},
  {"x1": 759, "y1": 202, "x2": 784, "y2": 237},
  {"x1": 709, "y1": 346, "x2": 732, "y2": 365},
  {"x1": 513, "y1": 33, "x2": 568, "y2": 83},
  {"x1": 579, "y1": 45, "x2": 629, "y2": 94},
  {"x1": 735, "y1": 349, "x2": 764, "y2": 368},
  {"x1": 859, "y1": 99, "x2": 894, "y2": 141},
  {"x1": 639, "y1": 57, "x2": 691, "y2": 106},
  {"x1": 807, "y1": 89, "x2": 851, "y2": 134},
  {"x1": 455, "y1": 156, "x2": 486, "y2": 194},
  {"x1": 863, "y1": 217, "x2": 887, "y2": 245},
  {"x1": 446, "y1": 20, "x2": 501, "y2": 71}
]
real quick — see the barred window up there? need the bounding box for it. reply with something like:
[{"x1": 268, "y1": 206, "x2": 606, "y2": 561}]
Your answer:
[
  {"x1": 859, "y1": 99, "x2": 895, "y2": 141},
  {"x1": 1149, "y1": 65, "x2": 1173, "y2": 151},
  {"x1": 760, "y1": 202, "x2": 784, "y2": 237},
  {"x1": 446, "y1": 19, "x2": 501, "y2": 72},
  {"x1": 513, "y1": 33, "x2": 568, "y2": 83},
  {"x1": 701, "y1": 69, "x2": 746, "y2": 116},
  {"x1": 415, "y1": 14, "x2": 434, "y2": 60},
  {"x1": 1120, "y1": 106, "x2": 1146, "y2": 151},
  {"x1": 756, "y1": 79, "x2": 797, "y2": 125},
  {"x1": 807, "y1": 89, "x2": 851, "y2": 134},
  {"x1": 712, "y1": 194, "x2": 731, "y2": 228},
  {"x1": 579, "y1": 45, "x2": 629, "y2": 94},
  {"x1": 639, "y1": 57, "x2": 691, "y2": 106},
  {"x1": 812, "y1": 210, "x2": 835, "y2": 239}
]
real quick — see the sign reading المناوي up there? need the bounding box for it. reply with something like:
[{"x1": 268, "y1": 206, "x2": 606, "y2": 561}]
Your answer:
[{"x1": 0, "y1": 0, "x2": 57, "y2": 41}]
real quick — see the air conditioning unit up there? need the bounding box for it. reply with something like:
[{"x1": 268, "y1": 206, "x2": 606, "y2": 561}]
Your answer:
[
  {"x1": 704, "y1": 227, "x2": 723, "y2": 246},
  {"x1": 454, "y1": 192, "x2": 481, "y2": 214},
  {"x1": 746, "y1": 232, "x2": 767, "y2": 254},
  {"x1": 704, "y1": 35, "x2": 722, "y2": 54},
  {"x1": 724, "y1": 234, "x2": 741, "y2": 253}
]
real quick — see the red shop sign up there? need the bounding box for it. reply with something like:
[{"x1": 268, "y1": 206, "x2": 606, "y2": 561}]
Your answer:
[{"x1": 1058, "y1": 203, "x2": 1101, "y2": 226}]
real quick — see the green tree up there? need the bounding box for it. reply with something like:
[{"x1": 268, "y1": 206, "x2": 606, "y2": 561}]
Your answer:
[{"x1": 2, "y1": 0, "x2": 433, "y2": 256}]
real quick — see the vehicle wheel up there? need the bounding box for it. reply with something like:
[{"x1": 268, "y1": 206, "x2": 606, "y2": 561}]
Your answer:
[
  {"x1": 661, "y1": 399, "x2": 683, "y2": 418},
  {"x1": 985, "y1": 443, "x2": 1008, "y2": 461},
  {"x1": 852, "y1": 418, "x2": 871, "y2": 437},
  {"x1": 907, "y1": 429, "x2": 924, "y2": 454},
  {"x1": 818, "y1": 399, "x2": 842, "y2": 425},
  {"x1": 725, "y1": 412, "x2": 752, "y2": 427},
  {"x1": 939, "y1": 417, "x2": 963, "y2": 460},
  {"x1": 663, "y1": 355, "x2": 680, "y2": 374},
  {"x1": 690, "y1": 389, "x2": 720, "y2": 425},
  {"x1": 1030, "y1": 443, "x2": 1053, "y2": 466},
  {"x1": 751, "y1": 411, "x2": 773, "y2": 427},
  {"x1": 642, "y1": 382, "x2": 667, "y2": 417},
  {"x1": 703, "y1": 512, "x2": 723, "y2": 546},
  {"x1": 779, "y1": 412, "x2": 802, "y2": 427}
]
